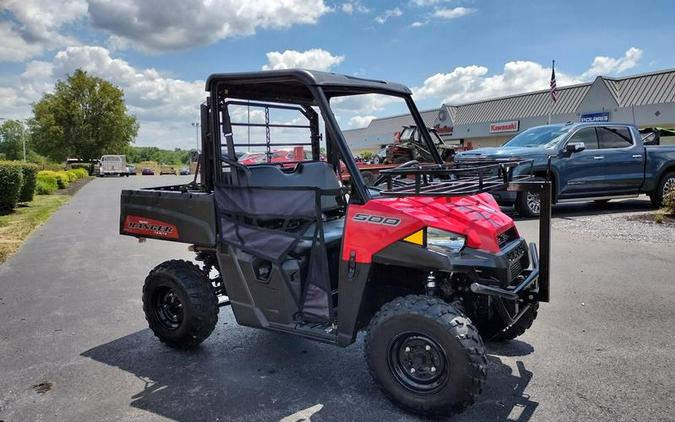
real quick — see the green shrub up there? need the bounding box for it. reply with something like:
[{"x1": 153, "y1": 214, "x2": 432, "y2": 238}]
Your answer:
[
  {"x1": 664, "y1": 186, "x2": 675, "y2": 216},
  {"x1": 69, "y1": 163, "x2": 92, "y2": 173},
  {"x1": 70, "y1": 168, "x2": 89, "y2": 178},
  {"x1": 0, "y1": 161, "x2": 24, "y2": 210},
  {"x1": 18, "y1": 162, "x2": 39, "y2": 202},
  {"x1": 61, "y1": 170, "x2": 78, "y2": 182},
  {"x1": 35, "y1": 177, "x2": 58, "y2": 194},
  {"x1": 39, "y1": 170, "x2": 69, "y2": 189},
  {"x1": 36, "y1": 171, "x2": 58, "y2": 195}
]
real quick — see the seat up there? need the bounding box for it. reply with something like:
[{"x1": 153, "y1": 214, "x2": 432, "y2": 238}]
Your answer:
[
  {"x1": 242, "y1": 162, "x2": 343, "y2": 213},
  {"x1": 240, "y1": 161, "x2": 345, "y2": 255},
  {"x1": 293, "y1": 217, "x2": 345, "y2": 254}
]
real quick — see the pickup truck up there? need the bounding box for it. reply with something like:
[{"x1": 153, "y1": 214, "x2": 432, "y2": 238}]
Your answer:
[{"x1": 455, "y1": 122, "x2": 675, "y2": 216}]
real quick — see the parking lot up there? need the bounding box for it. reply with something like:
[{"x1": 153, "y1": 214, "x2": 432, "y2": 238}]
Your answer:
[{"x1": 0, "y1": 175, "x2": 674, "y2": 422}]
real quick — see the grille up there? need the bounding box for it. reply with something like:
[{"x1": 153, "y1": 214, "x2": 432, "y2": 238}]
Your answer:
[
  {"x1": 507, "y1": 242, "x2": 528, "y2": 280},
  {"x1": 498, "y1": 228, "x2": 518, "y2": 249}
]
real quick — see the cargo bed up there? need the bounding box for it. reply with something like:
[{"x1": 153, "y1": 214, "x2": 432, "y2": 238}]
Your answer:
[{"x1": 120, "y1": 188, "x2": 216, "y2": 246}]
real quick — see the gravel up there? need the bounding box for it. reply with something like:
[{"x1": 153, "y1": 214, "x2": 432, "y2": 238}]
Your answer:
[{"x1": 553, "y1": 205, "x2": 675, "y2": 244}]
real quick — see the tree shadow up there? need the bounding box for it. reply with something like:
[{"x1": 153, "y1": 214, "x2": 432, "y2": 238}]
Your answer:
[{"x1": 82, "y1": 328, "x2": 538, "y2": 421}]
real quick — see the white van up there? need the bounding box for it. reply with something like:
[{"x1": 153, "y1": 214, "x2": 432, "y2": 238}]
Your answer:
[{"x1": 99, "y1": 155, "x2": 129, "y2": 177}]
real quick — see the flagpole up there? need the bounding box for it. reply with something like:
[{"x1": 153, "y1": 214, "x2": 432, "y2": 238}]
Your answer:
[{"x1": 548, "y1": 60, "x2": 555, "y2": 124}]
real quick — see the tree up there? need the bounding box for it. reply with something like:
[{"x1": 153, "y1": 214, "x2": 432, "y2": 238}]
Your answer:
[
  {"x1": 0, "y1": 120, "x2": 28, "y2": 161},
  {"x1": 30, "y1": 69, "x2": 139, "y2": 162}
]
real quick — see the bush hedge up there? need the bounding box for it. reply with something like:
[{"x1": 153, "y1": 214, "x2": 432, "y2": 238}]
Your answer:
[
  {"x1": 39, "y1": 170, "x2": 69, "y2": 189},
  {"x1": 0, "y1": 161, "x2": 24, "y2": 210},
  {"x1": 18, "y1": 162, "x2": 39, "y2": 203},
  {"x1": 70, "y1": 168, "x2": 89, "y2": 178},
  {"x1": 69, "y1": 163, "x2": 92, "y2": 173},
  {"x1": 36, "y1": 172, "x2": 58, "y2": 195}
]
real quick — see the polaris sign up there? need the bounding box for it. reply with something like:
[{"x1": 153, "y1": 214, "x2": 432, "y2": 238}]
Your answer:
[{"x1": 580, "y1": 112, "x2": 610, "y2": 123}]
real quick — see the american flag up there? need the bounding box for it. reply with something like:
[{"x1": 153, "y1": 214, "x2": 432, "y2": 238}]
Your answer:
[{"x1": 550, "y1": 60, "x2": 558, "y2": 103}]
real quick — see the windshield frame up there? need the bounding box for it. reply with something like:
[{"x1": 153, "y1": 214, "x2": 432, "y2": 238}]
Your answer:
[{"x1": 319, "y1": 86, "x2": 444, "y2": 201}]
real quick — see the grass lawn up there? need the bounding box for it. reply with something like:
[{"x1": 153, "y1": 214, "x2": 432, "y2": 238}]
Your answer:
[{"x1": 0, "y1": 195, "x2": 70, "y2": 263}]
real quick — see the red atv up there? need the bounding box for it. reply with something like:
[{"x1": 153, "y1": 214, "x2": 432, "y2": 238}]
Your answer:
[{"x1": 120, "y1": 70, "x2": 551, "y2": 417}]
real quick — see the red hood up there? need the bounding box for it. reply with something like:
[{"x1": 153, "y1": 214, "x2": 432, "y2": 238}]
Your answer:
[{"x1": 370, "y1": 193, "x2": 514, "y2": 252}]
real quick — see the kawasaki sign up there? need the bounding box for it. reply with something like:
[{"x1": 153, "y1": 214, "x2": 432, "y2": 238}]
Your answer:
[
  {"x1": 580, "y1": 112, "x2": 610, "y2": 122},
  {"x1": 489, "y1": 120, "x2": 519, "y2": 133}
]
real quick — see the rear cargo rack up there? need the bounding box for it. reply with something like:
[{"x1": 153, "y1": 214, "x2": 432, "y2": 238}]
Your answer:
[{"x1": 378, "y1": 159, "x2": 535, "y2": 197}]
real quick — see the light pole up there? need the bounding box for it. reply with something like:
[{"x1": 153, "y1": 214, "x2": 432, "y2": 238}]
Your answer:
[
  {"x1": 191, "y1": 122, "x2": 200, "y2": 152},
  {"x1": 0, "y1": 117, "x2": 26, "y2": 161}
]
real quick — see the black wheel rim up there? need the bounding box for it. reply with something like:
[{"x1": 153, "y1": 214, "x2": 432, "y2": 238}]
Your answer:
[
  {"x1": 153, "y1": 286, "x2": 184, "y2": 330},
  {"x1": 388, "y1": 333, "x2": 449, "y2": 394}
]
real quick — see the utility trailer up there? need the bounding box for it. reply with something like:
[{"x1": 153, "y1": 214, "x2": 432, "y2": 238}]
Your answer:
[{"x1": 119, "y1": 69, "x2": 551, "y2": 417}]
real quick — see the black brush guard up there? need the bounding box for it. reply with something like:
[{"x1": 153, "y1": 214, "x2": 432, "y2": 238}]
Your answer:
[{"x1": 378, "y1": 159, "x2": 551, "y2": 303}]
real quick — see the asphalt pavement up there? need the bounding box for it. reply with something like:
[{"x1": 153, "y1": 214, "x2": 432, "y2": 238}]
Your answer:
[{"x1": 1, "y1": 176, "x2": 674, "y2": 422}]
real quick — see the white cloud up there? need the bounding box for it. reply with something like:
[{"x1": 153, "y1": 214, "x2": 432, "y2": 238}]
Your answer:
[
  {"x1": 341, "y1": 1, "x2": 369, "y2": 14},
  {"x1": 88, "y1": 0, "x2": 331, "y2": 52},
  {"x1": 0, "y1": 0, "x2": 87, "y2": 61},
  {"x1": 410, "y1": 21, "x2": 427, "y2": 28},
  {"x1": 413, "y1": 47, "x2": 643, "y2": 105},
  {"x1": 433, "y1": 7, "x2": 476, "y2": 19},
  {"x1": 0, "y1": 22, "x2": 44, "y2": 62},
  {"x1": 262, "y1": 49, "x2": 344, "y2": 71},
  {"x1": 349, "y1": 115, "x2": 377, "y2": 128},
  {"x1": 581, "y1": 47, "x2": 643, "y2": 79},
  {"x1": 0, "y1": 45, "x2": 206, "y2": 148},
  {"x1": 375, "y1": 7, "x2": 403, "y2": 24},
  {"x1": 409, "y1": 0, "x2": 451, "y2": 6}
]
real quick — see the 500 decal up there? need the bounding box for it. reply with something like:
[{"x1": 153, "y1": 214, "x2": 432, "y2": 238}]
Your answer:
[{"x1": 352, "y1": 213, "x2": 400, "y2": 226}]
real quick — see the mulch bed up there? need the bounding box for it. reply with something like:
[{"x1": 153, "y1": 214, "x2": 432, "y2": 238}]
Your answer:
[{"x1": 56, "y1": 176, "x2": 95, "y2": 196}]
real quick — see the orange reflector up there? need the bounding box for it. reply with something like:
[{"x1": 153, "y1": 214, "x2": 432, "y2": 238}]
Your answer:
[{"x1": 403, "y1": 229, "x2": 425, "y2": 246}]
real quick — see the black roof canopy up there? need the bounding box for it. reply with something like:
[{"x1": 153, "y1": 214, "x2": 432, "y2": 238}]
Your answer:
[{"x1": 205, "y1": 69, "x2": 411, "y2": 104}]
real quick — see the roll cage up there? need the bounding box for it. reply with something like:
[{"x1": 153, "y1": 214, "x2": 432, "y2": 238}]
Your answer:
[{"x1": 199, "y1": 69, "x2": 443, "y2": 202}]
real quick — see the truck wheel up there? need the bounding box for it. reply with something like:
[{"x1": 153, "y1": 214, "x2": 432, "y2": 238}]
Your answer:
[
  {"x1": 142, "y1": 260, "x2": 218, "y2": 349},
  {"x1": 515, "y1": 191, "x2": 540, "y2": 218},
  {"x1": 475, "y1": 302, "x2": 539, "y2": 341},
  {"x1": 650, "y1": 171, "x2": 675, "y2": 208},
  {"x1": 365, "y1": 295, "x2": 487, "y2": 417}
]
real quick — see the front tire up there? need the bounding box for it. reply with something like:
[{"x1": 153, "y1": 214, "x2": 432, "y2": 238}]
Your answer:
[
  {"x1": 365, "y1": 295, "x2": 487, "y2": 417},
  {"x1": 142, "y1": 260, "x2": 218, "y2": 349},
  {"x1": 515, "y1": 191, "x2": 541, "y2": 218},
  {"x1": 474, "y1": 301, "x2": 539, "y2": 341}
]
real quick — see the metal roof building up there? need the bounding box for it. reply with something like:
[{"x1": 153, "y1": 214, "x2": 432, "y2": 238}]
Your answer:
[{"x1": 344, "y1": 68, "x2": 675, "y2": 151}]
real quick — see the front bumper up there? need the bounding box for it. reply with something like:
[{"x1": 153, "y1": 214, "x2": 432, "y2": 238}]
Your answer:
[
  {"x1": 373, "y1": 237, "x2": 546, "y2": 302},
  {"x1": 469, "y1": 243, "x2": 540, "y2": 301}
]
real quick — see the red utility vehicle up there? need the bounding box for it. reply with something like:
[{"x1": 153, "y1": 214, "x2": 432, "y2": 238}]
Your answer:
[{"x1": 119, "y1": 70, "x2": 551, "y2": 417}]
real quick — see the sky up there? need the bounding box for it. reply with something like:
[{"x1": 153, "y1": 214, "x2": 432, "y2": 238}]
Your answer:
[{"x1": 1, "y1": 0, "x2": 675, "y2": 150}]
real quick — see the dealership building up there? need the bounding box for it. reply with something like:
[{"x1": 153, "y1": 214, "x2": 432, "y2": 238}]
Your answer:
[{"x1": 344, "y1": 67, "x2": 675, "y2": 152}]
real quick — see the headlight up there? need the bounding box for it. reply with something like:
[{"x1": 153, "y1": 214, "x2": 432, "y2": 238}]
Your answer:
[{"x1": 427, "y1": 228, "x2": 466, "y2": 253}]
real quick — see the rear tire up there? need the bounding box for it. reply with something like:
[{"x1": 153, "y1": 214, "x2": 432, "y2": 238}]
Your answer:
[
  {"x1": 650, "y1": 171, "x2": 675, "y2": 208},
  {"x1": 515, "y1": 191, "x2": 540, "y2": 218},
  {"x1": 365, "y1": 295, "x2": 487, "y2": 417},
  {"x1": 142, "y1": 260, "x2": 218, "y2": 349}
]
